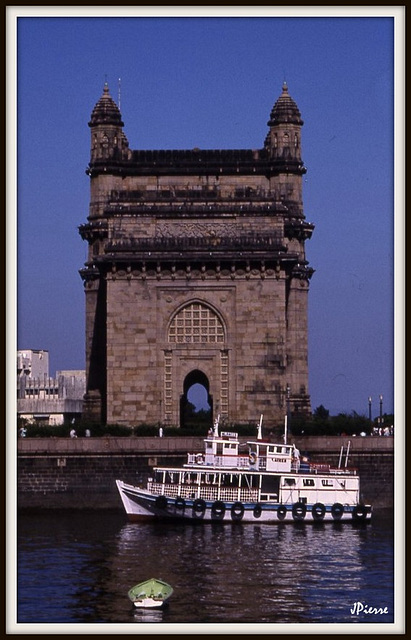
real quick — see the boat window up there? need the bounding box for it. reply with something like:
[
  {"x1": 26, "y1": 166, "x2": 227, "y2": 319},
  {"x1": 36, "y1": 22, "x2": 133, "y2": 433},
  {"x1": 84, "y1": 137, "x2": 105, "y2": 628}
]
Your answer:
[
  {"x1": 284, "y1": 478, "x2": 296, "y2": 486},
  {"x1": 261, "y1": 475, "x2": 280, "y2": 492},
  {"x1": 322, "y1": 479, "x2": 333, "y2": 487},
  {"x1": 303, "y1": 479, "x2": 315, "y2": 487}
]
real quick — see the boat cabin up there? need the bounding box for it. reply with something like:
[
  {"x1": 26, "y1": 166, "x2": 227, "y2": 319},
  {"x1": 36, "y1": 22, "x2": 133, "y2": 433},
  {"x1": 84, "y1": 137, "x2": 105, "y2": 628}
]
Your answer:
[{"x1": 186, "y1": 431, "x2": 299, "y2": 473}]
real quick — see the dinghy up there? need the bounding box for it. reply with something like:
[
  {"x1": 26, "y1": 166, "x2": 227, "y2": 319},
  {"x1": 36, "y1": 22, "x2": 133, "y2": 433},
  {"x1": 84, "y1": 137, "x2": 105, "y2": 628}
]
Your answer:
[{"x1": 128, "y1": 578, "x2": 173, "y2": 608}]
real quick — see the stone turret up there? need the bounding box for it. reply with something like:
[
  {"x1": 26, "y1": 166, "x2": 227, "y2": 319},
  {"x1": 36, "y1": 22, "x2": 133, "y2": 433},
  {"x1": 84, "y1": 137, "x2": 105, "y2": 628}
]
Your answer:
[
  {"x1": 264, "y1": 82, "x2": 306, "y2": 216},
  {"x1": 88, "y1": 82, "x2": 129, "y2": 162},
  {"x1": 265, "y1": 81, "x2": 304, "y2": 164}
]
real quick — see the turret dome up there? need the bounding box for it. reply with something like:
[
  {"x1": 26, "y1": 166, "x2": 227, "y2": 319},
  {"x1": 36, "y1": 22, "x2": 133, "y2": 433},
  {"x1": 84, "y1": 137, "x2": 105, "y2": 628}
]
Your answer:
[
  {"x1": 267, "y1": 82, "x2": 303, "y2": 127},
  {"x1": 89, "y1": 82, "x2": 124, "y2": 127}
]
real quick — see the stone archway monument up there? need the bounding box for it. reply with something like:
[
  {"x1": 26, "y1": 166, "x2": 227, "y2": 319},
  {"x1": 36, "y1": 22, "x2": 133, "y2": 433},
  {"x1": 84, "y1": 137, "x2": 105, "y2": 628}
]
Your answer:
[{"x1": 79, "y1": 82, "x2": 314, "y2": 428}]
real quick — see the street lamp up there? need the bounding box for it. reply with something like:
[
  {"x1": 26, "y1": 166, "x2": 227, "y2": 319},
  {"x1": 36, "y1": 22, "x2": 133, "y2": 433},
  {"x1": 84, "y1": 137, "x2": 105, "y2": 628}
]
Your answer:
[
  {"x1": 379, "y1": 394, "x2": 383, "y2": 427},
  {"x1": 368, "y1": 396, "x2": 372, "y2": 421}
]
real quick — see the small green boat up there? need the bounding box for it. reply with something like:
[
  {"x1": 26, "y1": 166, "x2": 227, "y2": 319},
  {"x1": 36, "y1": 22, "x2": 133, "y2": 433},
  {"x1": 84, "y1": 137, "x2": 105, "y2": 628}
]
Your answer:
[{"x1": 128, "y1": 578, "x2": 173, "y2": 608}]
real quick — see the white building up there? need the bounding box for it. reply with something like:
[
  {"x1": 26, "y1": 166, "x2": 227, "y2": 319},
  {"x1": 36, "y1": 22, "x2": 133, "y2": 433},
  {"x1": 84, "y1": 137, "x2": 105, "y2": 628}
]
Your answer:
[
  {"x1": 17, "y1": 349, "x2": 49, "y2": 379},
  {"x1": 17, "y1": 352, "x2": 86, "y2": 425}
]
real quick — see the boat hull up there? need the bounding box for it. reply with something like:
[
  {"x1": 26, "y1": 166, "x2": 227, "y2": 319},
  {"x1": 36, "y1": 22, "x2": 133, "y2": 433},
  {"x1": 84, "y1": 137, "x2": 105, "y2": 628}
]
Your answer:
[
  {"x1": 116, "y1": 480, "x2": 372, "y2": 524},
  {"x1": 132, "y1": 597, "x2": 168, "y2": 609}
]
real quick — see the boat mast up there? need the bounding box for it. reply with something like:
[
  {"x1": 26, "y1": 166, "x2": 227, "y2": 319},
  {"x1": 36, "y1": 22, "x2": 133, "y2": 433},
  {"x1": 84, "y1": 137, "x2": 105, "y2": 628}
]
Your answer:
[
  {"x1": 338, "y1": 445, "x2": 344, "y2": 468},
  {"x1": 257, "y1": 414, "x2": 263, "y2": 440},
  {"x1": 213, "y1": 414, "x2": 220, "y2": 437},
  {"x1": 344, "y1": 440, "x2": 351, "y2": 468}
]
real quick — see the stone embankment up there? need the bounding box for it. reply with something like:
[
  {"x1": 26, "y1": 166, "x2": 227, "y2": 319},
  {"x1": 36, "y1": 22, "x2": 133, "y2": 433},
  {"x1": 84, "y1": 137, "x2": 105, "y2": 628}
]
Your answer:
[{"x1": 16, "y1": 436, "x2": 394, "y2": 510}]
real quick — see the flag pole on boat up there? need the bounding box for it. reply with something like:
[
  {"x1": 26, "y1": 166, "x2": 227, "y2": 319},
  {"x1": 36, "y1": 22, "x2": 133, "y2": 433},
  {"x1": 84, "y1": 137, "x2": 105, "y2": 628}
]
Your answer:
[
  {"x1": 344, "y1": 440, "x2": 351, "y2": 468},
  {"x1": 257, "y1": 414, "x2": 263, "y2": 440},
  {"x1": 284, "y1": 414, "x2": 288, "y2": 445},
  {"x1": 213, "y1": 414, "x2": 220, "y2": 437}
]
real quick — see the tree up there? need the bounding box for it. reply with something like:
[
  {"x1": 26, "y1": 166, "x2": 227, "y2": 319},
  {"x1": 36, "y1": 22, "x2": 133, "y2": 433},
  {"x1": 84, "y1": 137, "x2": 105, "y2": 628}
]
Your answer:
[{"x1": 313, "y1": 405, "x2": 329, "y2": 421}]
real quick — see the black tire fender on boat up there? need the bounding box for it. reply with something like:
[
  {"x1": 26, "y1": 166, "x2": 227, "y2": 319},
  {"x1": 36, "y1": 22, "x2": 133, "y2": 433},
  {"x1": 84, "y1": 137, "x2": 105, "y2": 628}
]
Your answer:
[
  {"x1": 311, "y1": 502, "x2": 326, "y2": 521},
  {"x1": 175, "y1": 496, "x2": 185, "y2": 511},
  {"x1": 192, "y1": 498, "x2": 206, "y2": 518},
  {"x1": 230, "y1": 502, "x2": 245, "y2": 521},
  {"x1": 277, "y1": 505, "x2": 287, "y2": 521},
  {"x1": 352, "y1": 505, "x2": 368, "y2": 521},
  {"x1": 155, "y1": 495, "x2": 168, "y2": 511},
  {"x1": 292, "y1": 502, "x2": 307, "y2": 521},
  {"x1": 253, "y1": 504, "x2": 262, "y2": 519},
  {"x1": 331, "y1": 503, "x2": 344, "y2": 520},
  {"x1": 211, "y1": 500, "x2": 226, "y2": 520}
]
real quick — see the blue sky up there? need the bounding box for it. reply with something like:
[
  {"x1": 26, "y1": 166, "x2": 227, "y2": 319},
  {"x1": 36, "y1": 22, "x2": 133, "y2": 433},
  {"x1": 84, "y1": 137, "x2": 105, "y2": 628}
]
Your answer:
[{"x1": 10, "y1": 8, "x2": 404, "y2": 418}]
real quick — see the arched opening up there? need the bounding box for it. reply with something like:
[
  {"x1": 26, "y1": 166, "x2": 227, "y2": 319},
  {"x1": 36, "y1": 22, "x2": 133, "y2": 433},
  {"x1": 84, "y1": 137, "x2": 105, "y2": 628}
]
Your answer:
[{"x1": 180, "y1": 370, "x2": 212, "y2": 430}]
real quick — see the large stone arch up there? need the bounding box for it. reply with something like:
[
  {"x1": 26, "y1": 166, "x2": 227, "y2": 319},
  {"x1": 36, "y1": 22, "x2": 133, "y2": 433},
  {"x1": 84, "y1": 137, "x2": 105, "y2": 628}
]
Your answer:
[{"x1": 163, "y1": 301, "x2": 229, "y2": 426}]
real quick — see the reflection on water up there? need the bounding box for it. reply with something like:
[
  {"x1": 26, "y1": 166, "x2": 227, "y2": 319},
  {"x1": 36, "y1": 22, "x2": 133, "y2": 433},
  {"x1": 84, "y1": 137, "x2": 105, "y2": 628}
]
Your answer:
[{"x1": 16, "y1": 511, "x2": 394, "y2": 625}]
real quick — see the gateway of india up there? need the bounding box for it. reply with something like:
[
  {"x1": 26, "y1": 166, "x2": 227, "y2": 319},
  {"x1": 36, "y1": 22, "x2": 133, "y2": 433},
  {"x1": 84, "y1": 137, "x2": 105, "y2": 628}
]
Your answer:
[{"x1": 79, "y1": 81, "x2": 314, "y2": 428}]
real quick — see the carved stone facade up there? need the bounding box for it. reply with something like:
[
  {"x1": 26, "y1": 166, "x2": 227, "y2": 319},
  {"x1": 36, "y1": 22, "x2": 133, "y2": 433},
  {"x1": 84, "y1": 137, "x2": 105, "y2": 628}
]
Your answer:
[{"x1": 79, "y1": 82, "x2": 314, "y2": 428}]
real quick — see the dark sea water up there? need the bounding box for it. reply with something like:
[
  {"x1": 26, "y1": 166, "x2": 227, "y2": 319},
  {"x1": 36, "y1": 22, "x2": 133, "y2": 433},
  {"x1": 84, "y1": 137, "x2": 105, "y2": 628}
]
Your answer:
[{"x1": 13, "y1": 509, "x2": 400, "y2": 632}]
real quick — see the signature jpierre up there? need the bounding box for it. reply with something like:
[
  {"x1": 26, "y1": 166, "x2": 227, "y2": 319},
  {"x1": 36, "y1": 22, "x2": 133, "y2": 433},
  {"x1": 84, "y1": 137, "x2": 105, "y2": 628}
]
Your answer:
[{"x1": 350, "y1": 602, "x2": 389, "y2": 616}]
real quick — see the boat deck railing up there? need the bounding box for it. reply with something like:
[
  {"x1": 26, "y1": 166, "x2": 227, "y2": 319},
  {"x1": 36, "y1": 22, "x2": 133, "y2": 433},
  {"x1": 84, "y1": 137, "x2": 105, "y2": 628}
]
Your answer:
[{"x1": 150, "y1": 482, "x2": 259, "y2": 503}]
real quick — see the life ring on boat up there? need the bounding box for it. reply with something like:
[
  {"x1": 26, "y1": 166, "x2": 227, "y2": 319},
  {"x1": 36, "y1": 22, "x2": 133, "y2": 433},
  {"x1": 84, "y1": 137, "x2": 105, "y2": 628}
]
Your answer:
[
  {"x1": 277, "y1": 505, "x2": 287, "y2": 521},
  {"x1": 249, "y1": 452, "x2": 257, "y2": 465},
  {"x1": 155, "y1": 495, "x2": 168, "y2": 511},
  {"x1": 211, "y1": 500, "x2": 226, "y2": 520},
  {"x1": 253, "y1": 504, "x2": 262, "y2": 519},
  {"x1": 174, "y1": 496, "x2": 185, "y2": 511},
  {"x1": 231, "y1": 502, "x2": 245, "y2": 521},
  {"x1": 352, "y1": 505, "x2": 368, "y2": 521},
  {"x1": 292, "y1": 502, "x2": 307, "y2": 521},
  {"x1": 311, "y1": 503, "x2": 326, "y2": 521},
  {"x1": 331, "y1": 503, "x2": 344, "y2": 521},
  {"x1": 192, "y1": 498, "x2": 206, "y2": 518},
  {"x1": 195, "y1": 454, "x2": 205, "y2": 464}
]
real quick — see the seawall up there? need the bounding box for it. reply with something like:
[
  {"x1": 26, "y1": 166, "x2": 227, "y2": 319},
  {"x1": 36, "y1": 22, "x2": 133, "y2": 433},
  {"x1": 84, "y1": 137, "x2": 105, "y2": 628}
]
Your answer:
[{"x1": 17, "y1": 436, "x2": 394, "y2": 511}]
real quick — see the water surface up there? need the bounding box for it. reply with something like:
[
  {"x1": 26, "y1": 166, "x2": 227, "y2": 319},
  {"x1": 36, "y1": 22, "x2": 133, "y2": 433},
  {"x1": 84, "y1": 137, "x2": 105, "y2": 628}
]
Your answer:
[{"x1": 15, "y1": 510, "x2": 395, "y2": 629}]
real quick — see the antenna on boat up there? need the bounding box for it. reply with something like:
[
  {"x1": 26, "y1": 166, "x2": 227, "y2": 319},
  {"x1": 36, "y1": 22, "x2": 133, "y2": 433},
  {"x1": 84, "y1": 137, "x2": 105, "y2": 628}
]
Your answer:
[
  {"x1": 344, "y1": 441, "x2": 351, "y2": 468},
  {"x1": 338, "y1": 445, "x2": 344, "y2": 469},
  {"x1": 284, "y1": 415, "x2": 288, "y2": 445},
  {"x1": 257, "y1": 414, "x2": 263, "y2": 440},
  {"x1": 213, "y1": 414, "x2": 220, "y2": 437}
]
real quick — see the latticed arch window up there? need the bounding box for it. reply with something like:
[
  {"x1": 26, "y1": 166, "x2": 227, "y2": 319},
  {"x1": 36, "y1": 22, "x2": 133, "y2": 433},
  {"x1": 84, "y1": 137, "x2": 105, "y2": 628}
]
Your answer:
[{"x1": 168, "y1": 303, "x2": 225, "y2": 344}]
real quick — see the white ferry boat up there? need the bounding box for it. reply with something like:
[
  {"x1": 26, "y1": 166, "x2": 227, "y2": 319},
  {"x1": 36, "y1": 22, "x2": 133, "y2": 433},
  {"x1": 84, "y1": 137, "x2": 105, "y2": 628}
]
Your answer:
[{"x1": 116, "y1": 419, "x2": 372, "y2": 524}]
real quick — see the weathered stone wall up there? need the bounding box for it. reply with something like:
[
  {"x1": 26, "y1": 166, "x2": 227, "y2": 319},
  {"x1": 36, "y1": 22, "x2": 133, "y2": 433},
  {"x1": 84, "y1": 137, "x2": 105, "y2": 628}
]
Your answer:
[{"x1": 17, "y1": 436, "x2": 394, "y2": 511}]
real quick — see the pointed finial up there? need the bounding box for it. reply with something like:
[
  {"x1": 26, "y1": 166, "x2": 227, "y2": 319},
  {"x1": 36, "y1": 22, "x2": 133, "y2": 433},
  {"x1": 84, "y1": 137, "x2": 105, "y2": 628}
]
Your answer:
[{"x1": 282, "y1": 80, "x2": 288, "y2": 92}]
